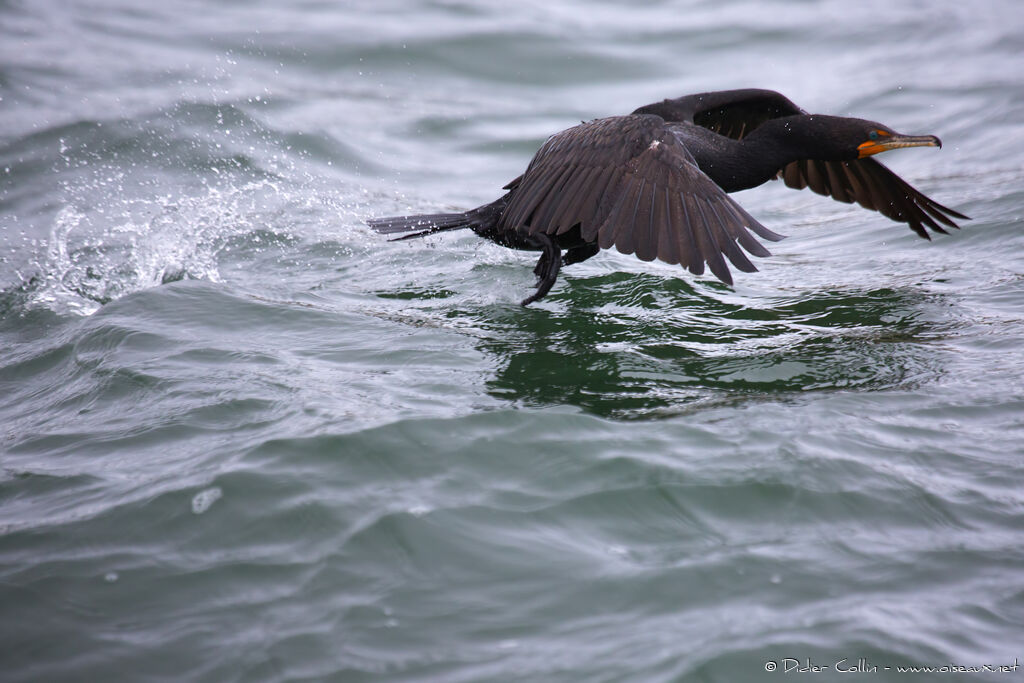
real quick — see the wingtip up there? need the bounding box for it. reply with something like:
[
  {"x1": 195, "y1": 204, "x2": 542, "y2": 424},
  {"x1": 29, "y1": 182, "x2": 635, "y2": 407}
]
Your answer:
[
  {"x1": 744, "y1": 219, "x2": 787, "y2": 242},
  {"x1": 736, "y1": 261, "x2": 759, "y2": 275},
  {"x1": 709, "y1": 262, "x2": 734, "y2": 287}
]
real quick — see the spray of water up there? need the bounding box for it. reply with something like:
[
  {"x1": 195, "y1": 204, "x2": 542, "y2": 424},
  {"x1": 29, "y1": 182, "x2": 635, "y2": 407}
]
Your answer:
[{"x1": 25, "y1": 183, "x2": 274, "y2": 315}]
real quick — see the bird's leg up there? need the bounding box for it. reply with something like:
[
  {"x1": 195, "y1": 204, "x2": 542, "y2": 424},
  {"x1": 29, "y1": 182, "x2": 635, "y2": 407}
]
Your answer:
[
  {"x1": 521, "y1": 233, "x2": 561, "y2": 306},
  {"x1": 562, "y1": 243, "x2": 600, "y2": 266},
  {"x1": 533, "y1": 250, "x2": 551, "y2": 281}
]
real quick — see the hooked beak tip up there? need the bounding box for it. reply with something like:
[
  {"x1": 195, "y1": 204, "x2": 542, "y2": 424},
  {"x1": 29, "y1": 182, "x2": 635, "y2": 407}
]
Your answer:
[{"x1": 895, "y1": 134, "x2": 942, "y2": 149}]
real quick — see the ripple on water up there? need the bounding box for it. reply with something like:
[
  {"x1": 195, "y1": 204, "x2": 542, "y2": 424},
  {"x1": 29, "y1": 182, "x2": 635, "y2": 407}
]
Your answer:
[{"x1": 2, "y1": 0, "x2": 1024, "y2": 681}]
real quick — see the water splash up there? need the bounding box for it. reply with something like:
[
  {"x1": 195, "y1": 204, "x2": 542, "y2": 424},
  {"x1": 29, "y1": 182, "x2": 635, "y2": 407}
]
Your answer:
[{"x1": 24, "y1": 181, "x2": 284, "y2": 316}]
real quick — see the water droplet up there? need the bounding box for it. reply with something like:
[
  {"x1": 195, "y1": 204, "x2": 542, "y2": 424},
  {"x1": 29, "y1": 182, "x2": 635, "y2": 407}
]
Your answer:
[{"x1": 192, "y1": 487, "x2": 223, "y2": 514}]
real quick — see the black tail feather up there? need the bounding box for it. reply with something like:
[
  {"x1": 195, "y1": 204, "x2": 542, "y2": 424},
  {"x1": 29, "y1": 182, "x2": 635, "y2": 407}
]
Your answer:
[
  {"x1": 366, "y1": 212, "x2": 474, "y2": 236},
  {"x1": 367, "y1": 194, "x2": 511, "y2": 242},
  {"x1": 388, "y1": 226, "x2": 455, "y2": 241}
]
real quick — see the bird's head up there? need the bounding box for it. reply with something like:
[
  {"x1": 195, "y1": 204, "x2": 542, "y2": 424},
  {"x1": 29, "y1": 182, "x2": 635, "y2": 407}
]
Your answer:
[{"x1": 792, "y1": 115, "x2": 942, "y2": 160}]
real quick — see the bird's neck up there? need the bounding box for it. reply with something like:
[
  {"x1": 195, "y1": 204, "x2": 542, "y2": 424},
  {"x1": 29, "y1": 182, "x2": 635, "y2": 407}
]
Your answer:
[{"x1": 693, "y1": 116, "x2": 829, "y2": 193}]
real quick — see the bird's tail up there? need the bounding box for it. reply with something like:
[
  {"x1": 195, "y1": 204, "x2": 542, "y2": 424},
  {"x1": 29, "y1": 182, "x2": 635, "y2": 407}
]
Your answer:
[
  {"x1": 366, "y1": 211, "x2": 478, "y2": 241},
  {"x1": 367, "y1": 195, "x2": 510, "y2": 241}
]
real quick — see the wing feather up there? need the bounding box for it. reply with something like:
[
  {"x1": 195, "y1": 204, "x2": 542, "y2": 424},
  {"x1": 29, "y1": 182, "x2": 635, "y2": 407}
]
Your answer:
[
  {"x1": 632, "y1": 88, "x2": 805, "y2": 135},
  {"x1": 670, "y1": 191, "x2": 698, "y2": 273},
  {"x1": 503, "y1": 161, "x2": 562, "y2": 229},
  {"x1": 550, "y1": 166, "x2": 597, "y2": 234},
  {"x1": 574, "y1": 165, "x2": 620, "y2": 237},
  {"x1": 777, "y1": 157, "x2": 966, "y2": 240},
  {"x1": 613, "y1": 177, "x2": 646, "y2": 256},
  {"x1": 529, "y1": 163, "x2": 579, "y2": 231},
  {"x1": 596, "y1": 174, "x2": 637, "y2": 250},
  {"x1": 498, "y1": 114, "x2": 778, "y2": 285},
  {"x1": 677, "y1": 193, "x2": 704, "y2": 276},
  {"x1": 707, "y1": 198, "x2": 758, "y2": 273},
  {"x1": 689, "y1": 196, "x2": 731, "y2": 284},
  {"x1": 655, "y1": 187, "x2": 679, "y2": 265},
  {"x1": 633, "y1": 181, "x2": 660, "y2": 262}
]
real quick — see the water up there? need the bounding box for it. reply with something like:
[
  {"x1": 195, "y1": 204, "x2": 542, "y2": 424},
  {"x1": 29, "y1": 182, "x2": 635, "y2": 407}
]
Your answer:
[{"x1": 2, "y1": 1, "x2": 1024, "y2": 680}]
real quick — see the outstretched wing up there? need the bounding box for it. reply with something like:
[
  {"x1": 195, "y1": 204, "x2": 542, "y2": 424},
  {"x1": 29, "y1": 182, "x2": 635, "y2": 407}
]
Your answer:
[
  {"x1": 777, "y1": 158, "x2": 968, "y2": 239},
  {"x1": 633, "y1": 88, "x2": 804, "y2": 139},
  {"x1": 634, "y1": 89, "x2": 968, "y2": 238},
  {"x1": 499, "y1": 115, "x2": 784, "y2": 285}
]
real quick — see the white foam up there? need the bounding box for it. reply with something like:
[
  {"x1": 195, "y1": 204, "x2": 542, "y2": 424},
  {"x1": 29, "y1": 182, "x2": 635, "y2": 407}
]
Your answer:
[{"x1": 191, "y1": 486, "x2": 223, "y2": 514}]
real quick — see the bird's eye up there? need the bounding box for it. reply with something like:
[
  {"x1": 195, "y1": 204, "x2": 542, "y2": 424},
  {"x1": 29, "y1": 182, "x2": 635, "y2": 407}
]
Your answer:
[{"x1": 868, "y1": 130, "x2": 879, "y2": 141}]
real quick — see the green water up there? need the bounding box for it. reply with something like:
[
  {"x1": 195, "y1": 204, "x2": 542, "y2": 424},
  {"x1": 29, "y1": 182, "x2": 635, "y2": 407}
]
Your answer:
[{"x1": 2, "y1": 1, "x2": 1024, "y2": 681}]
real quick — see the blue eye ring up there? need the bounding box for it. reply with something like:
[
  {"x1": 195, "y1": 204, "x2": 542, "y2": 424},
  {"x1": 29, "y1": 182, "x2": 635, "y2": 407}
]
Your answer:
[{"x1": 868, "y1": 130, "x2": 879, "y2": 141}]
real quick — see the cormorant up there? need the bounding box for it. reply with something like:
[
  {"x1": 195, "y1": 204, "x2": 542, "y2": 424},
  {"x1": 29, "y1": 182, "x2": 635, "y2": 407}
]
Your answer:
[{"x1": 368, "y1": 89, "x2": 968, "y2": 305}]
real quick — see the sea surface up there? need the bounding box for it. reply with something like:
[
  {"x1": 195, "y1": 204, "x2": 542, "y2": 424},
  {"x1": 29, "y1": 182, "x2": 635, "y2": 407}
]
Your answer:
[{"x1": 2, "y1": 1, "x2": 1024, "y2": 681}]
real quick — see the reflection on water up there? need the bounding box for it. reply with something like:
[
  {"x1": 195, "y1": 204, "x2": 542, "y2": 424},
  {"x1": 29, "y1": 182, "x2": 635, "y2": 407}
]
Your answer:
[{"x1": 454, "y1": 272, "x2": 949, "y2": 418}]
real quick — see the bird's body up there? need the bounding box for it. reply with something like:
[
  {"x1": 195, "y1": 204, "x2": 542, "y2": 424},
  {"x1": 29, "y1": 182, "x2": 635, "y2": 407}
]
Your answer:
[{"x1": 369, "y1": 89, "x2": 967, "y2": 305}]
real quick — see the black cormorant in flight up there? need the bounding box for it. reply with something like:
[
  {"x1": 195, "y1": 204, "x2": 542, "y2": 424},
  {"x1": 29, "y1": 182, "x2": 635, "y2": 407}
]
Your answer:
[{"x1": 368, "y1": 89, "x2": 968, "y2": 305}]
